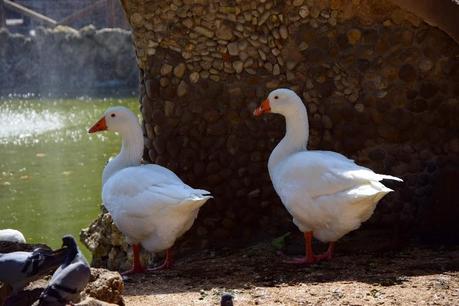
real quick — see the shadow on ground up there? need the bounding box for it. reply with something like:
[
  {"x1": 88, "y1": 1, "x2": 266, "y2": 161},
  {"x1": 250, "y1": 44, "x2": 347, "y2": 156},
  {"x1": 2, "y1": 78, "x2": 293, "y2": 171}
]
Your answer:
[{"x1": 122, "y1": 231, "x2": 459, "y2": 297}]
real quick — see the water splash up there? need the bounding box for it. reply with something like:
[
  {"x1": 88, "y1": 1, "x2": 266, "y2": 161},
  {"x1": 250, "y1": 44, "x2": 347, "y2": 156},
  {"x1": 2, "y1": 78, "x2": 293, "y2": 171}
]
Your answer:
[{"x1": 0, "y1": 101, "x2": 64, "y2": 145}]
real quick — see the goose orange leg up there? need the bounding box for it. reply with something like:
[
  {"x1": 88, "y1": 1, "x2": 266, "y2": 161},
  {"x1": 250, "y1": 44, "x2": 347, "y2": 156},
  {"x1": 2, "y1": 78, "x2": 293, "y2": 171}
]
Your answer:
[
  {"x1": 283, "y1": 231, "x2": 318, "y2": 264},
  {"x1": 283, "y1": 232, "x2": 335, "y2": 264},
  {"x1": 148, "y1": 248, "x2": 173, "y2": 271},
  {"x1": 316, "y1": 241, "x2": 335, "y2": 261},
  {"x1": 122, "y1": 244, "x2": 145, "y2": 275}
]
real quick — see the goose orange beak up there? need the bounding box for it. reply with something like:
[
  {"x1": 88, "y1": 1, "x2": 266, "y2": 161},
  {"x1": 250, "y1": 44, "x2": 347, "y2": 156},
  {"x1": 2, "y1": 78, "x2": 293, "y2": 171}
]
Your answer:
[
  {"x1": 253, "y1": 99, "x2": 271, "y2": 116},
  {"x1": 88, "y1": 117, "x2": 107, "y2": 133}
]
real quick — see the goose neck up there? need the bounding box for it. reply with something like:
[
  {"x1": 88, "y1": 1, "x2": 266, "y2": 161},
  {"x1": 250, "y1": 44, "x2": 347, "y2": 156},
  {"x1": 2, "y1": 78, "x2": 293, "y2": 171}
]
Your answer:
[
  {"x1": 268, "y1": 108, "x2": 309, "y2": 170},
  {"x1": 102, "y1": 125, "x2": 144, "y2": 184}
]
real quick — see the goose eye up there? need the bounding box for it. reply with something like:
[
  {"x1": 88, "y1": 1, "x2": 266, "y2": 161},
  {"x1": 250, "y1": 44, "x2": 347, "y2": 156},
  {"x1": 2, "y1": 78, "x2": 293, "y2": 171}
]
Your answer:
[
  {"x1": 111, "y1": 114, "x2": 116, "y2": 118},
  {"x1": 274, "y1": 96, "x2": 279, "y2": 99}
]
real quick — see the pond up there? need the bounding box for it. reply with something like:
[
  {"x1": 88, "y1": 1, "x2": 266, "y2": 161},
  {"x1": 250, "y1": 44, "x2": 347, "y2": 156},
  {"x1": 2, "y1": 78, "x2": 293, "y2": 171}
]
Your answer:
[{"x1": 0, "y1": 97, "x2": 139, "y2": 258}]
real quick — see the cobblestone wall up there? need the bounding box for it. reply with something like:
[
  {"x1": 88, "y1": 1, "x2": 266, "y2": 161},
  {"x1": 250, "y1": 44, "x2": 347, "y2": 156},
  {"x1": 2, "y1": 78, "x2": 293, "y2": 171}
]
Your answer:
[
  {"x1": 0, "y1": 26, "x2": 137, "y2": 97},
  {"x1": 82, "y1": 0, "x2": 459, "y2": 268}
]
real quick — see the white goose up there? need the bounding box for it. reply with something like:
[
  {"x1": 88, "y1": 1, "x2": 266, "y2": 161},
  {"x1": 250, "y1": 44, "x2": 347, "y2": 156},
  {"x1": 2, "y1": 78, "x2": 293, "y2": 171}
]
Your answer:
[
  {"x1": 254, "y1": 89, "x2": 402, "y2": 264},
  {"x1": 89, "y1": 106, "x2": 211, "y2": 274}
]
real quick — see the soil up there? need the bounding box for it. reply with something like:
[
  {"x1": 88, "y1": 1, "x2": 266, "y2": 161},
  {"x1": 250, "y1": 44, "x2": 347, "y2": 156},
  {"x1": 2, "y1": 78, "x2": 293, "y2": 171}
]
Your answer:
[{"x1": 122, "y1": 235, "x2": 459, "y2": 306}]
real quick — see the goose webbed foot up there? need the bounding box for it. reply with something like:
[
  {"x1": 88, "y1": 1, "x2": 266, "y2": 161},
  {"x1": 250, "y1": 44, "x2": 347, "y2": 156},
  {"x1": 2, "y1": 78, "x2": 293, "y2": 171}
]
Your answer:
[{"x1": 147, "y1": 248, "x2": 173, "y2": 272}]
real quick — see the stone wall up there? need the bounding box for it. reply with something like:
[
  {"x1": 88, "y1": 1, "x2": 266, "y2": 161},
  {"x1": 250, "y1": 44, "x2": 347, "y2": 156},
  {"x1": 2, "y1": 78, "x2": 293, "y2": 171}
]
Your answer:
[
  {"x1": 83, "y1": 0, "x2": 459, "y2": 268},
  {"x1": 0, "y1": 26, "x2": 137, "y2": 97}
]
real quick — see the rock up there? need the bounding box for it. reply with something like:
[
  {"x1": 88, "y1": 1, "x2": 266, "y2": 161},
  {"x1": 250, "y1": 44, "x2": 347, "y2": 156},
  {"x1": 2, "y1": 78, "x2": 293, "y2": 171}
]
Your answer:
[
  {"x1": 279, "y1": 25, "x2": 288, "y2": 39},
  {"x1": 75, "y1": 297, "x2": 118, "y2": 306},
  {"x1": 194, "y1": 26, "x2": 214, "y2": 38},
  {"x1": 216, "y1": 24, "x2": 234, "y2": 40},
  {"x1": 299, "y1": 6, "x2": 310, "y2": 18},
  {"x1": 160, "y1": 64, "x2": 173, "y2": 76},
  {"x1": 164, "y1": 101, "x2": 175, "y2": 117},
  {"x1": 173, "y1": 63, "x2": 186, "y2": 78},
  {"x1": 419, "y1": 59, "x2": 433, "y2": 72},
  {"x1": 177, "y1": 80, "x2": 189, "y2": 97},
  {"x1": 129, "y1": 13, "x2": 144, "y2": 28},
  {"x1": 347, "y1": 29, "x2": 362, "y2": 45},
  {"x1": 84, "y1": 269, "x2": 124, "y2": 305},
  {"x1": 227, "y1": 42, "x2": 239, "y2": 56},
  {"x1": 293, "y1": 0, "x2": 304, "y2": 6},
  {"x1": 189, "y1": 72, "x2": 200, "y2": 83},
  {"x1": 232, "y1": 61, "x2": 244, "y2": 73},
  {"x1": 354, "y1": 103, "x2": 365, "y2": 112}
]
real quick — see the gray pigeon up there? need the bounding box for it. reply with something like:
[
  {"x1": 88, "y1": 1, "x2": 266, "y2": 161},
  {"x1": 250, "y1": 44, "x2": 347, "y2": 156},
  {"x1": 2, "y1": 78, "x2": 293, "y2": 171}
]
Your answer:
[
  {"x1": 37, "y1": 235, "x2": 91, "y2": 306},
  {"x1": 0, "y1": 246, "x2": 68, "y2": 294},
  {"x1": 221, "y1": 293, "x2": 234, "y2": 306}
]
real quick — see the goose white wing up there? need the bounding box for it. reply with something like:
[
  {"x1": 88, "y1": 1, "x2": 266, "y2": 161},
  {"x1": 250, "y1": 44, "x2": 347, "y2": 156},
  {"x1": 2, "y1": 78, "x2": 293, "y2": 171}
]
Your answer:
[
  {"x1": 102, "y1": 164, "x2": 211, "y2": 245},
  {"x1": 103, "y1": 164, "x2": 210, "y2": 213},
  {"x1": 273, "y1": 151, "x2": 401, "y2": 201}
]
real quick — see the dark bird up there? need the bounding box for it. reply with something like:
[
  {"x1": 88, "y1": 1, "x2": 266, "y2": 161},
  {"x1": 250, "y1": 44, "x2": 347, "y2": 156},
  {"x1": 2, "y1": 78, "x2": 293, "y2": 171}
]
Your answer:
[
  {"x1": 37, "y1": 235, "x2": 91, "y2": 306},
  {"x1": 0, "y1": 246, "x2": 68, "y2": 294},
  {"x1": 220, "y1": 293, "x2": 234, "y2": 306}
]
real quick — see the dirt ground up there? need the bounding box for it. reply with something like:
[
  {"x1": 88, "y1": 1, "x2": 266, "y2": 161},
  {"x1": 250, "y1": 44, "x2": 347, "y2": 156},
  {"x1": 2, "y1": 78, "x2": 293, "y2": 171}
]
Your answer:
[{"x1": 122, "y1": 239, "x2": 459, "y2": 306}]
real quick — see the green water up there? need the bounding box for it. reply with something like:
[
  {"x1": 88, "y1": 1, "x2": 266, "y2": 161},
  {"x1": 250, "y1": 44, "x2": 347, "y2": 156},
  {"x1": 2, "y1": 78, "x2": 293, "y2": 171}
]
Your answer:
[{"x1": 0, "y1": 97, "x2": 139, "y2": 257}]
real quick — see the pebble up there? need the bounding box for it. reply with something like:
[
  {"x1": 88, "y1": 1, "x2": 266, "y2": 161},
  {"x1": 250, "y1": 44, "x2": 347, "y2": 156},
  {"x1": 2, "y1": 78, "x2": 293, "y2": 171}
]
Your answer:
[
  {"x1": 293, "y1": 0, "x2": 304, "y2": 6},
  {"x1": 273, "y1": 64, "x2": 280, "y2": 75},
  {"x1": 279, "y1": 25, "x2": 288, "y2": 39},
  {"x1": 194, "y1": 26, "x2": 214, "y2": 38},
  {"x1": 189, "y1": 72, "x2": 200, "y2": 83},
  {"x1": 299, "y1": 6, "x2": 310, "y2": 18},
  {"x1": 347, "y1": 29, "x2": 362, "y2": 45},
  {"x1": 173, "y1": 63, "x2": 186, "y2": 78},
  {"x1": 233, "y1": 61, "x2": 244, "y2": 73},
  {"x1": 161, "y1": 64, "x2": 173, "y2": 76},
  {"x1": 227, "y1": 42, "x2": 239, "y2": 56},
  {"x1": 177, "y1": 80, "x2": 188, "y2": 97}
]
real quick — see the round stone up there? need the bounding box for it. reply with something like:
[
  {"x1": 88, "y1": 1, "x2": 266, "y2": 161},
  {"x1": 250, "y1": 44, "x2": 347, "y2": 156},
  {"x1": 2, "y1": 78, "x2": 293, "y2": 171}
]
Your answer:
[
  {"x1": 233, "y1": 61, "x2": 244, "y2": 73},
  {"x1": 177, "y1": 80, "x2": 188, "y2": 97},
  {"x1": 299, "y1": 6, "x2": 310, "y2": 18},
  {"x1": 279, "y1": 25, "x2": 288, "y2": 39},
  {"x1": 173, "y1": 63, "x2": 186, "y2": 78},
  {"x1": 347, "y1": 29, "x2": 362, "y2": 45},
  {"x1": 227, "y1": 42, "x2": 239, "y2": 56},
  {"x1": 293, "y1": 0, "x2": 304, "y2": 6},
  {"x1": 161, "y1": 64, "x2": 173, "y2": 76},
  {"x1": 354, "y1": 103, "x2": 365, "y2": 112},
  {"x1": 216, "y1": 24, "x2": 234, "y2": 40},
  {"x1": 189, "y1": 72, "x2": 200, "y2": 83},
  {"x1": 419, "y1": 59, "x2": 433, "y2": 72},
  {"x1": 273, "y1": 64, "x2": 280, "y2": 75},
  {"x1": 130, "y1": 13, "x2": 144, "y2": 28}
]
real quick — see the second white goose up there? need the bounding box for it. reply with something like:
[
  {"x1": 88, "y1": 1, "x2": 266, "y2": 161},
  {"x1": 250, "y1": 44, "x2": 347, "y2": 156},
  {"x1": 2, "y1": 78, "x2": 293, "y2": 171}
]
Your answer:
[{"x1": 254, "y1": 88, "x2": 402, "y2": 264}]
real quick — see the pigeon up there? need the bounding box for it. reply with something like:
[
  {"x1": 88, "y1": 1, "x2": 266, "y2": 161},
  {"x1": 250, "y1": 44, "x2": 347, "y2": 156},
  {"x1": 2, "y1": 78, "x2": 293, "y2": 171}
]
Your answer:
[
  {"x1": 0, "y1": 229, "x2": 26, "y2": 243},
  {"x1": 221, "y1": 293, "x2": 234, "y2": 306},
  {"x1": 0, "y1": 246, "x2": 68, "y2": 294},
  {"x1": 37, "y1": 235, "x2": 91, "y2": 306}
]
